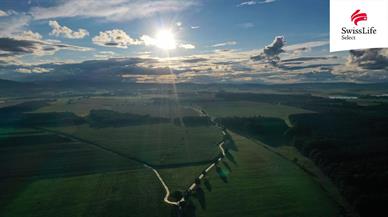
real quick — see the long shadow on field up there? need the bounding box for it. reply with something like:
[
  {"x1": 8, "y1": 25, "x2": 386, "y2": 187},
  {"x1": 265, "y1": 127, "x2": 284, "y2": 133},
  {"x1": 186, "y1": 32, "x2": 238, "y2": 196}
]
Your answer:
[
  {"x1": 203, "y1": 178, "x2": 212, "y2": 192},
  {"x1": 225, "y1": 151, "x2": 237, "y2": 166},
  {"x1": 216, "y1": 166, "x2": 228, "y2": 183},
  {"x1": 194, "y1": 186, "x2": 206, "y2": 210},
  {"x1": 224, "y1": 136, "x2": 238, "y2": 152},
  {"x1": 177, "y1": 198, "x2": 197, "y2": 217},
  {"x1": 222, "y1": 161, "x2": 232, "y2": 172}
]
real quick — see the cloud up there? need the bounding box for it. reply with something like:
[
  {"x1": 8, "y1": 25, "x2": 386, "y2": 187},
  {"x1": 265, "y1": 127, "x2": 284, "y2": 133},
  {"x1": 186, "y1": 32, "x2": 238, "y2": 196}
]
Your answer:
[
  {"x1": 0, "y1": 33, "x2": 91, "y2": 57},
  {"x1": 284, "y1": 40, "x2": 328, "y2": 56},
  {"x1": 49, "y1": 20, "x2": 89, "y2": 39},
  {"x1": 92, "y1": 29, "x2": 195, "y2": 50},
  {"x1": 0, "y1": 10, "x2": 8, "y2": 17},
  {"x1": 94, "y1": 51, "x2": 115, "y2": 59},
  {"x1": 181, "y1": 57, "x2": 208, "y2": 63},
  {"x1": 179, "y1": 43, "x2": 195, "y2": 49},
  {"x1": 237, "y1": 0, "x2": 276, "y2": 7},
  {"x1": 281, "y1": 56, "x2": 336, "y2": 63},
  {"x1": 251, "y1": 36, "x2": 285, "y2": 63},
  {"x1": 30, "y1": 0, "x2": 197, "y2": 22},
  {"x1": 348, "y1": 49, "x2": 388, "y2": 70},
  {"x1": 92, "y1": 29, "x2": 142, "y2": 48},
  {"x1": 16, "y1": 67, "x2": 52, "y2": 73},
  {"x1": 212, "y1": 41, "x2": 237, "y2": 47},
  {"x1": 0, "y1": 13, "x2": 31, "y2": 36},
  {"x1": 191, "y1": 26, "x2": 200, "y2": 29}
]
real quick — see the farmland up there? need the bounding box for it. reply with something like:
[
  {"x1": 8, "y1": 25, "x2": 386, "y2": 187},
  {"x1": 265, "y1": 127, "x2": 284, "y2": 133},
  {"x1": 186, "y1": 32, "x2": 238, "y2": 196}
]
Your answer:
[{"x1": 2, "y1": 83, "x2": 388, "y2": 217}]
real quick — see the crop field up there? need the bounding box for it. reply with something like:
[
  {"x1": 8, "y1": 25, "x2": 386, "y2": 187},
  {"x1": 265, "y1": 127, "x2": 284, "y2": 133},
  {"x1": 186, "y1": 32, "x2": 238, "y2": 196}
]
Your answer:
[
  {"x1": 159, "y1": 164, "x2": 209, "y2": 191},
  {"x1": 0, "y1": 128, "x2": 154, "y2": 217},
  {"x1": 190, "y1": 132, "x2": 340, "y2": 217},
  {"x1": 52, "y1": 123, "x2": 223, "y2": 166},
  {"x1": 199, "y1": 101, "x2": 313, "y2": 126},
  {"x1": 0, "y1": 128, "x2": 138, "y2": 179},
  {"x1": 1, "y1": 169, "x2": 169, "y2": 217},
  {"x1": 36, "y1": 96, "x2": 199, "y2": 118}
]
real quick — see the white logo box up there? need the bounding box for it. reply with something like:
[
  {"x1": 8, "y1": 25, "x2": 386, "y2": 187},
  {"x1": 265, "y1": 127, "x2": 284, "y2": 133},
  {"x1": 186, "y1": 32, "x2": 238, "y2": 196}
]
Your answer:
[{"x1": 330, "y1": 0, "x2": 388, "y2": 52}]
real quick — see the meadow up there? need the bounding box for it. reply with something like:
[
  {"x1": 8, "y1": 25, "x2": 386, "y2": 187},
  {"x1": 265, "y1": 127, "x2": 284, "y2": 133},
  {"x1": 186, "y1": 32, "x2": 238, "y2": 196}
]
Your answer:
[
  {"x1": 199, "y1": 101, "x2": 313, "y2": 126},
  {"x1": 1, "y1": 168, "x2": 169, "y2": 217},
  {"x1": 190, "y1": 132, "x2": 340, "y2": 217},
  {"x1": 51, "y1": 123, "x2": 223, "y2": 166},
  {"x1": 36, "y1": 96, "x2": 199, "y2": 118}
]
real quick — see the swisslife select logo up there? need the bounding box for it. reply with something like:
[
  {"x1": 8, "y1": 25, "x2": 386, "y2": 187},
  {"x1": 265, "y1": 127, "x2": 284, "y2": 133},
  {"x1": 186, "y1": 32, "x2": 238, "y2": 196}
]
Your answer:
[
  {"x1": 330, "y1": 0, "x2": 388, "y2": 52},
  {"x1": 351, "y1": 9, "x2": 367, "y2": 26},
  {"x1": 341, "y1": 9, "x2": 377, "y2": 40}
]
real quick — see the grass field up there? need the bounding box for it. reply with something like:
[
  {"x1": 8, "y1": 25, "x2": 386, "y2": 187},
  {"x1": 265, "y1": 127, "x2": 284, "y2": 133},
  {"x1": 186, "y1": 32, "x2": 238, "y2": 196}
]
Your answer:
[
  {"x1": 52, "y1": 123, "x2": 223, "y2": 166},
  {"x1": 159, "y1": 164, "x2": 209, "y2": 191},
  {"x1": 189, "y1": 132, "x2": 340, "y2": 217},
  {"x1": 0, "y1": 128, "x2": 138, "y2": 179},
  {"x1": 0, "y1": 128, "x2": 162, "y2": 217},
  {"x1": 1, "y1": 169, "x2": 170, "y2": 217},
  {"x1": 36, "y1": 97, "x2": 199, "y2": 118},
  {"x1": 200, "y1": 101, "x2": 313, "y2": 126}
]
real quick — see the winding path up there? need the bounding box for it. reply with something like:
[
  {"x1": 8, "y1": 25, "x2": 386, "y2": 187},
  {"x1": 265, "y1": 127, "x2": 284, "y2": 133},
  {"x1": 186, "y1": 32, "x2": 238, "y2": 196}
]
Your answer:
[
  {"x1": 146, "y1": 138, "x2": 226, "y2": 206},
  {"x1": 147, "y1": 107, "x2": 228, "y2": 206}
]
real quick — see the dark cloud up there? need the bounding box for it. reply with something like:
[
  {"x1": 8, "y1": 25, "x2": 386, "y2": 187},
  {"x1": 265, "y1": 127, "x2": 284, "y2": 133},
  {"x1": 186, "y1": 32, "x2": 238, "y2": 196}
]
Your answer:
[
  {"x1": 181, "y1": 57, "x2": 208, "y2": 63},
  {"x1": 348, "y1": 49, "x2": 388, "y2": 70},
  {"x1": 281, "y1": 56, "x2": 337, "y2": 63},
  {"x1": 278, "y1": 63, "x2": 340, "y2": 71},
  {"x1": 251, "y1": 36, "x2": 285, "y2": 63},
  {"x1": 0, "y1": 37, "x2": 90, "y2": 57},
  {"x1": 0, "y1": 57, "x2": 184, "y2": 81}
]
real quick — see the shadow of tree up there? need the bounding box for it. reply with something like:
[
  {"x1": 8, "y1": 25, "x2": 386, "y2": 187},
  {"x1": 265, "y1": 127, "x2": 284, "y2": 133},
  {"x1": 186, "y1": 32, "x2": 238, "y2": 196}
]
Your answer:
[
  {"x1": 223, "y1": 161, "x2": 232, "y2": 172},
  {"x1": 194, "y1": 186, "x2": 206, "y2": 210},
  {"x1": 226, "y1": 151, "x2": 238, "y2": 166},
  {"x1": 224, "y1": 135, "x2": 238, "y2": 152},
  {"x1": 175, "y1": 198, "x2": 197, "y2": 217},
  {"x1": 171, "y1": 191, "x2": 183, "y2": 201},
  {"x1": 216, "y1": 166, "x2": 228, "y2": 183},
  {"x1": 203, "y1": 178, "x2": 212, "y2": 192}
]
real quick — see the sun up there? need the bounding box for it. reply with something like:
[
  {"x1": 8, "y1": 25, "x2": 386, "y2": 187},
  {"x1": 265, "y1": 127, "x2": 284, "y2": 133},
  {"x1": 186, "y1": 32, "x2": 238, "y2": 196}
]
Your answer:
[{"x1": 155, "y1": 29, "x2": 177, "y2": 50}]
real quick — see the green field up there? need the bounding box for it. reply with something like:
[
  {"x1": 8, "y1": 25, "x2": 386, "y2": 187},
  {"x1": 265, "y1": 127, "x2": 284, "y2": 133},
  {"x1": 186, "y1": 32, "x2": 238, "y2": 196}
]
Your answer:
[
  {"x1": 200, "y1": 101, "x2": 313, "y2": 126},
  {"x1": 1, "y1": 169, "x2": 169, "y2": 217},
  {"x1": 52, "y1": 123, "x2": 223, "y2": 166},
  {"x1": 36, "y1": 97, "x2": 199, "y2": 118},
  {"x1": 190, "y1": 132, "x2": 340, "y2": 217},
  {"x1": 0, "y1": 95, "x2": 346, "y2": 217}
]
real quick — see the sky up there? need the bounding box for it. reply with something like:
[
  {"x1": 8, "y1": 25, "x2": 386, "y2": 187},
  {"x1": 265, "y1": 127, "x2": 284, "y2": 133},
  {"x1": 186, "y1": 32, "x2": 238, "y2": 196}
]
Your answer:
[{"x1": 0, "y1": 0, "x2": 387, "y2": 83}]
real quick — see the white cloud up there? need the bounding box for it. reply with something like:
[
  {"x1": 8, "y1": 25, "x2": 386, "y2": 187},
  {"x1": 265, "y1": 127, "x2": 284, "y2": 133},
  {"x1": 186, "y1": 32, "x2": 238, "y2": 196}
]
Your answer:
[
  {"x1": 92, "y1": 29, "x2": 142, "y2": 48},
  {"x1": 49, "y1": 20, "x2": 89, "y2": 39},
  {"x1": 191, "y1": 26, "x2": 200, "y2": 29},
  {"x1": 237, "y1": 0, "x2": 276, "y2": 7},
  {"x1": 212, "y1": 41, "x2": 237, "y2": 47},
  {"x1": 15, "y1": 30, "x2": 43, "y2": 40},
  {"x1": 30, "y1": 0, "x2": 197, "y2": 22},
  {"x1": 16, "y1": 67, "x2": 52, "y2": 73},
  {"x1": 93, "y1": 29, "x2": 195, "y2": 50},
  {"x1": 0, "y1": 14, "x2": 31, "y2": 36},
  {"x1": 0, "y1": 10, "x2": 8, "y2": 17},
  {"x1": 284, "y1": 41, "x2": 329, "y2": 52},
  {"x1": 94, "y1": 51, "x2": 115, "y2": 59},
  {"x1": 179, "y1": 43, "x2": 195, "y2": 49}
]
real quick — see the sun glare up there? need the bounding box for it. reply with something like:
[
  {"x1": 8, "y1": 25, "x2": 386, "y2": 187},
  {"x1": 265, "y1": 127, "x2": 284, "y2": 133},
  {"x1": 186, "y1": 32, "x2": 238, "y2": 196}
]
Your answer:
[{"x1": 155, "y1": 29, "x2": 177, "y2": 50}]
